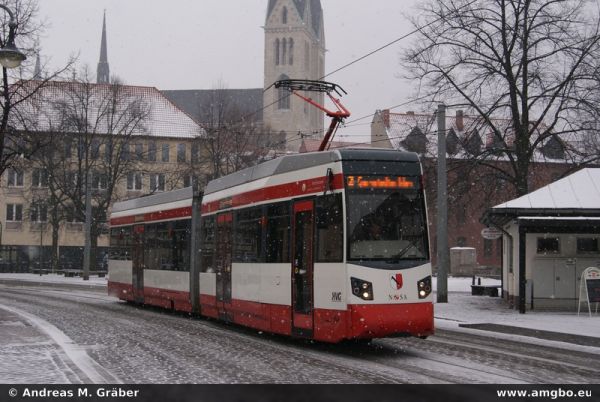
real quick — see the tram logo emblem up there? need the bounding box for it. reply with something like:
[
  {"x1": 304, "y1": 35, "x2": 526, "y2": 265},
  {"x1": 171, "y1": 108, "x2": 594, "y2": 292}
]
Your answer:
[{"x1": 390, "y1": 274, "x2": 403, "y2": 290}]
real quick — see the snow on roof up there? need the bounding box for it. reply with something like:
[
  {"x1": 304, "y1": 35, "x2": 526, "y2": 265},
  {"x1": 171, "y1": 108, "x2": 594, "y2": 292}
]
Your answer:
[
  {"x1": 492, "y1": 168, "x2": 600, "y2": 210},
  {"x1": 12, "y1": 80, "x2": 206, "y2": 139},
  {"x1": 378, "y1": 110, "x2": 574, "y2": 162}
]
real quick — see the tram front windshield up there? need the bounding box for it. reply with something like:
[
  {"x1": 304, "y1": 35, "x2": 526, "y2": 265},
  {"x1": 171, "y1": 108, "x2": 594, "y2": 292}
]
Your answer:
[{"x1": 346, "y1": 175, "x2": 428, "y2": 263}]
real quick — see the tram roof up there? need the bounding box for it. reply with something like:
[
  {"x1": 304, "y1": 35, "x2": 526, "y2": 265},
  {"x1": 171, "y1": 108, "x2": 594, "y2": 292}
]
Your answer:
[
  {"x1": 204, "y1": 148, "x2": 420, "y2": 196},
  {"x1": 111, "y1": 186, "x2": 194, "y2": 215}
]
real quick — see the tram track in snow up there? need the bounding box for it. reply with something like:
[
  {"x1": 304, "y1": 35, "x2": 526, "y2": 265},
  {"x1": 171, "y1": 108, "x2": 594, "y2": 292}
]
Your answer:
[{"x1": 1, "y1": 285, "x2": 597, "y2": 383}]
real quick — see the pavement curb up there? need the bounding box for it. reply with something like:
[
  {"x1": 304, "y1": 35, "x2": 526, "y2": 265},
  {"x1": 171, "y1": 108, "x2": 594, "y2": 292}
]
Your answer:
[{"x1": 459, "y1": 323, "x2": 600, "y2": 348}]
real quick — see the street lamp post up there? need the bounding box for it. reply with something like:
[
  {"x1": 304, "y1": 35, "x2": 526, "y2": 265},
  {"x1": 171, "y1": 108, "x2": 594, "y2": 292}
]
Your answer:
[{"x1": 0, "y1": 5, "x2": 26, "y2": 69}]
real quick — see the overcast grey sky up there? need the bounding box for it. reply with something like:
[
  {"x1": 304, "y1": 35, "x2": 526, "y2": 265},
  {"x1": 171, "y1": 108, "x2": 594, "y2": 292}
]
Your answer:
[{"x1": 35, "y1": 0, "x2": 423, "y2": 141}]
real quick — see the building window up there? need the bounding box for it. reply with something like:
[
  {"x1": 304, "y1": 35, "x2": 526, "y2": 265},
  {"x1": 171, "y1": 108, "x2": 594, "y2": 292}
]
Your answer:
[
  {"x1": 7, "y1": 168, "x2": 23, "y2": 187},
  {"x1": 277, "y1": 75, "x2": 291, "y2": 110},
  {"x1": 305, "y1": 41, "x2": 310, "y2": 70},
  {"x1": 282, "y1": 6, "x2": 287, "y2": 24},
  {"x1": 577, "y1": 238, "x2": 599, "y2": 253},
  {"x1": 91, "y1": 139, "x2": 101, "y2": 159},
  {"x1": 288, "y1": 38, "x2": 294, "y2": 65},
  {"x1": 121, "y1": 143, "x2": 130, "y2": 161},
  {"x1": 191, "y1": 143, "x2": 200, "y2": 163},
  {"x1": 6, "y1": 204, "x2": 23, "y2": 222},
  {"x1": 148, "y1": 141, "x2": 157, "y2": 162},
  {"x1": 64, "y1": 139, "x2": 72, "y2": 158},
  {"x1": 537, "y1": 237, "x2": 560, "y2": 254},
  {"x1": 150, "y1": 173, "x2": 165, "y2": 192},
  {"x1": 127, "y1": 172, "x2": 143, "y2": 191},
  {"x1": 105, "y1": 139, "x2": 113, "y2": 162},
  {"x1": 456, "y1": 206, "x2": 467, "y2": 226},
  {"x1": 32, "y1": 168, "x2": 48, "y2": 188},
  {"x1": 65, "y1": 206, "x2": 83, "y2": 223},
  {"x1": 484, "y1": 239, "x2": 493, "y2": 257},
  {"x1": 183, "y1": 175, "x2": 200, "y2": 188},
  {"x1": 77, "y1": 139, "x2": 85, "y2": 159},
  {"x1": 135, "y1": 143, "x2": 144, "y2": 161},
  {"x1": 177, "y1": 143, "x2": 186, "y2": 163},
  {"x1": 282, "y1": 38, "x2": 287, "y2": 65},
  {"x1": 275, "y1": 39, "x2": 280, "y2": 66},
  {"x1": 162, "y1": 144, "x2": 170, "y2": 162},
  {"x1": 30, "y1": 203, "x2": 48, "y2": 223},
  {"x1": 496, "y1": 238, "x2": 502, "y2": 257},
  {"x1": 92, "y1": 172, "x2": 108, "y2": 190}
]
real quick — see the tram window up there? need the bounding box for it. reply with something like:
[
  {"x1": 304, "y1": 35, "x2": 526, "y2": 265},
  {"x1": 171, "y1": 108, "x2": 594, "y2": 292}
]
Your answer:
[
  {"x1": 266, "y1": 202, "x2": 291, "y2": 263},
  {"x1": 200, "y1": 216, "x2": 216, "y2": 273},
  {"x1": 315, "y1": 194, "x2": 343, "y2": 262},
  {"x1": 234, "y1": 208, "x2": 263, "y2": 263},
  {"x1": 347, "y1": 188, "x2": 429, "y2": 261},
  {"x1": 171, "y1": 220, "x2": 191, "y2": 271},
  {"x1": 144, "y1": 224, "x2": 158, "y2": 270},
  {"x1": 155, "y1": 222, "x2": 173, "y2": 270},
  {"x1": 109, "y1": 227, "x2": 132, "y2": 261}
]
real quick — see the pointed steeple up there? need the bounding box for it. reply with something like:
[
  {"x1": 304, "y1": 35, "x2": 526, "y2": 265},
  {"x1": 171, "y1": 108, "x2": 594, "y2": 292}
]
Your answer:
[
  {"x1": 33, "y1": 51, "x2": 41, "y2": 79},
  {"x1": 97, "y1": 10, "x2": 110, "y2": 84},
  {"x1": 33, "y1": 38, "x2": 42, "y2": 79}
]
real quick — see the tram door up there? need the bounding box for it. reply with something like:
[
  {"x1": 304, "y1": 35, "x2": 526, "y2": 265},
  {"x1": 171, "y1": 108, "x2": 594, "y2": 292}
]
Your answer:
[
  {"x1": 292, "y1": 200, "x2": 315, "y2": 336},
  {"x1": 215, "y1": 213, "x2": 233, "y2": 317},
  {"x1": 132, "y1": 225, "x2": 145, "y2": 302}
]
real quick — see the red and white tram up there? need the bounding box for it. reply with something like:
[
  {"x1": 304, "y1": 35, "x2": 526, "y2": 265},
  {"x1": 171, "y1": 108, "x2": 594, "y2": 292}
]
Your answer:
[{"x1": 108, "y1": 148, "x2": 434, "y2": 343}]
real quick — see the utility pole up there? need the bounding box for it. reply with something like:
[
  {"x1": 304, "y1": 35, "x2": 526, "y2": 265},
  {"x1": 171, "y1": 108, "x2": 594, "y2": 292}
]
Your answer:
[
  {"x1": 436, "y1": 103, "x2": 449, "y2": 303},
  {"x1": 83, "y1": 170, "x2": 92, "y2": 281}
]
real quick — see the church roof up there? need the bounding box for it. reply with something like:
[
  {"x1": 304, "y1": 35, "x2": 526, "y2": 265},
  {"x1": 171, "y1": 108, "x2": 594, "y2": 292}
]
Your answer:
[
  {"x1": 267, "y1": 0, "x2": 323, "y2": 37},
  {"x1": 162, "y1": 88, "x2": 264, "y2": 124},
  {"x1": 12, "y1": 80, "x2": 205, "y2": 139}
]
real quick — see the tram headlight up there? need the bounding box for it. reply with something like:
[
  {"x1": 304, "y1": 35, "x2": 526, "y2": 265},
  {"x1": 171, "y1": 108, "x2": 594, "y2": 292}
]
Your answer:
[
  {"x1": 351, "y1": 277, "x2": 374, "y2": 301},
  {"x1": 417, "y1": 276, "x2": 432, "y2": 299}
]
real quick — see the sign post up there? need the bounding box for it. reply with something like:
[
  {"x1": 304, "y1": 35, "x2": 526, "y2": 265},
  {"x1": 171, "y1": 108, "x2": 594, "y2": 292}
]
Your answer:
[{"x1": 578, "y1": 267, "x2": 600, "y2": 317}]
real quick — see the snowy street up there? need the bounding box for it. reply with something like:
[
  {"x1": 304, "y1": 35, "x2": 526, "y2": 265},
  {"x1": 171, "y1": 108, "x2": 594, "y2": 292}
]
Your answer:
[{"x1": 1, "y1": 276, "x2": 599, "y2": 384}]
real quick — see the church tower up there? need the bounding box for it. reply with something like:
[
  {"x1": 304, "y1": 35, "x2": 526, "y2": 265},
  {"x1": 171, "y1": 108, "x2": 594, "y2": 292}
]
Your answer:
[
  {"x1": 97, "y1": 11, "x2": 110, "y2": 84},
  {"x1": 263, "y1": 0, "x2": 325, "y2": 152}
]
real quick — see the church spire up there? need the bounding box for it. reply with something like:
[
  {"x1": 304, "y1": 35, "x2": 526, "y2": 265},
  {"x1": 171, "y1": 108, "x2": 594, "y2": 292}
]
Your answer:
[
  {"x1": 33, "y1": 51, "x2": 41, "y2": 79},
  {"x1": 97, "y1": 10, "x2": 110, "y2": 84},
  {"x1": 33, "y1": 38, "x2": 42, "y2": 79}
]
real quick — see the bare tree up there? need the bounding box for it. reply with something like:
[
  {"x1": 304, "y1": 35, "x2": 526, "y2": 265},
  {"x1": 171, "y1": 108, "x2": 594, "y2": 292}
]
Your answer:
[
  {"x1": 32, "y1": 69, "x2": 150, "y2": 270},
  {"x1": 0, "y1": 0, "x2": 75, "y2": 177},
  {"x1": 404, "y1": 0, "x2": 600, "y2": 196},
  {"x1": 193, "y1": 82, "x2": 272, "y2": 181}
]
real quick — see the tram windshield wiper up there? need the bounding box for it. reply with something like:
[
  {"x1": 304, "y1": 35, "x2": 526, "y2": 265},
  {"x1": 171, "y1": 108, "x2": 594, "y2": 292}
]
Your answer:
[{"x1": 391, "y1": 243, "x2": 415, "y2": 260}]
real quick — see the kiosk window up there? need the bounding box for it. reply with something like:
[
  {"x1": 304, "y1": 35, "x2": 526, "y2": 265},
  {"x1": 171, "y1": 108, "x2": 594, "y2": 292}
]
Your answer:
[
  {"x1": 577, "y1": 238, "x2": 599, "y2": 253},
  {"x1": 537, "y1": 237, "x2": 560, "y2": 254}
]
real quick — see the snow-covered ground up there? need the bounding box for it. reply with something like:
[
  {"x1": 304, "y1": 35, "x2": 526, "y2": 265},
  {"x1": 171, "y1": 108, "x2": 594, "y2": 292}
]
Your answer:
[
  {"x1": 0, "y1": 273, "x2": 107, "y2": 287},
  {"x1": 0, "y1": 273, "x2": 598, "y2": 340},
  {"x1": 433, "y1": 277, "x2": 600, "y2": 339}
]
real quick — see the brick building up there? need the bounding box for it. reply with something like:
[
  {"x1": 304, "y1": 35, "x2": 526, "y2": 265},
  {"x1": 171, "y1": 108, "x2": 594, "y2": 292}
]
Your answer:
[{"x1": 371, "y1": 109, "x2": 578, "y2": 272}]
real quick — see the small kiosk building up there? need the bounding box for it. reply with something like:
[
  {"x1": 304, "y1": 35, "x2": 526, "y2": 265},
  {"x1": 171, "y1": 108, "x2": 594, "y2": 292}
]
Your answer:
[{"x1": 482, "y1": 169, "x2": 600, "y2": 313}]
